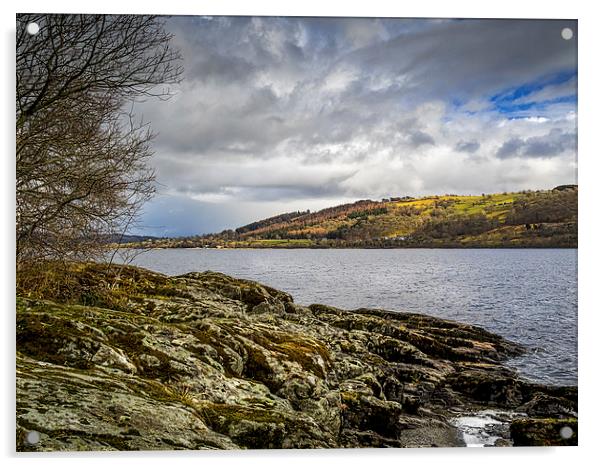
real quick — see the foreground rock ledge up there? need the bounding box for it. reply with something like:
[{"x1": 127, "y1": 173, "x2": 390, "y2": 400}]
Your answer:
[{"x1": 16, "y1": 263, "x2": 577, "y2": 450}]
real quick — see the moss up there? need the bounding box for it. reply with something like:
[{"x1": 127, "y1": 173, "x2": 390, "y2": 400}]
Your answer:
[
  {"x1": 241, "y1": 343, "x2": 279, "y2": 392},
  {"x1": 272, "y1": 340, "x2": 330, "y2": 377},
  {"x1": 340, "y1": 391, "x2": 362, "y2": 404},
  {"x1": 16, "y1": 308, "x2": 98, "y2": 369},
  {"x1": 202, "y1": 402, "x2": 286, "y2": 426}
]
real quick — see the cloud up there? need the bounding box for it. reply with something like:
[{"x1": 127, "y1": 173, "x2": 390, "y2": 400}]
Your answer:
[
  {"x1": 496, "y1": 128, "x2": 576, "y2": 159},
  {"x1": 496, "y1": 138, "x2": 525, "y2": 159},
  {"x1": 455, "y1": 141, "x2": 481, "y2": 153},
  {"x1": 409, "y1": 131, "x2": 435, "y2": 147},
  {"x1": 129, "y1": 17, "x2": 577, "y2": 235}
]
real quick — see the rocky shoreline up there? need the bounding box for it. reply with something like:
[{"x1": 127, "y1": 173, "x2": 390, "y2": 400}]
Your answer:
[{"x1": 16, "y1": 263, "x2": 577, "y2": 450}]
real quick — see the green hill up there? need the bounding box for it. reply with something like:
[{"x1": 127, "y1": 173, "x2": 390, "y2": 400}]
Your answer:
[{"x1": 131, "y1": 186, "x2": 577, "y2": 249}]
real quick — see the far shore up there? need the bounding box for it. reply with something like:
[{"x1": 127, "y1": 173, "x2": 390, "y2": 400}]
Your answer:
[{"x1": 115, "y1": 245, "x2": 578, "y2": 251}]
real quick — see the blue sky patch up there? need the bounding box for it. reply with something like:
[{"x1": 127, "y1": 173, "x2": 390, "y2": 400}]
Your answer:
[{"x1": 490, "y1": 70, "x2": 577, "y2": 115}]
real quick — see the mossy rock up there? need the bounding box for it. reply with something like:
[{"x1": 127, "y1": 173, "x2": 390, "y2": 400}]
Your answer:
[
  {"x1": 510, "y1": 418, "x2": 577, "y2": 446},
  {"x1": 179, "y1": 271, "x2": 293, "y2": 309},
  {"x1": 200, "y1": 402, "x2": 335, "y2": 449},
  {"x1": 16, "y1": 263, "x2": 577, "y2": 450}
]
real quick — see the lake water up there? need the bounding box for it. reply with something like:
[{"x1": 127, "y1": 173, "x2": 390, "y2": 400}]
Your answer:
[{"x1": 115, "y1": 248, "x2": 577, "y2": 386}]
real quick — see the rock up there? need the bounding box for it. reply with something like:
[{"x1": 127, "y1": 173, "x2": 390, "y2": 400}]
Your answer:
[
  {"x1": 518, "y1": 392, "x2": 577, "y2": 417},
  {"x1": 510, "y1": 418, "x2": 578, "y2": 446},
  {"x1": 91, "y1": 344, "x2": 137, "y2": 374},
  {"x1": 15, "y1": 263, "x2": 577, "y2": 450},
  {"x1": 494, "y1": 438, "x2": 512, "y2": 447},
  {"x1": 447, "y1": 366, "x2": 524, "y2": 407},
  {"x1": 249, "y1": 301, "x2": 285, "y2": 315},
  {"x1": 16, "y1": 354, "x2": 239, "y2": 451}
]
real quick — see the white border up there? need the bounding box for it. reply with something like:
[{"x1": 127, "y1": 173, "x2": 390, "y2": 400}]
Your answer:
[
  {"x1": 2, "y1": 1, "x2": 600, "y2": 465},
  {"x1": 3, "y1": 0, "x2": 585, "y2": 18}
]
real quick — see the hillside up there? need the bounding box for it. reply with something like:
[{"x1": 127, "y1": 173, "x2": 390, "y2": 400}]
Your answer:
[{"x1": 129, "y1": 186, "x2": 577, "y2": 249}]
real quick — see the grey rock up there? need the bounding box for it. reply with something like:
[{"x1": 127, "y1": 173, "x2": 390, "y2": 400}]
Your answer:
[{"x1": 16, "y1": 264, "x2": 577, "y2": 451}]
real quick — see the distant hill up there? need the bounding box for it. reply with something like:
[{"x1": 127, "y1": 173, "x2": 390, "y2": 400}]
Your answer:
[
  {"x1": 104, "y1": 234, "x2": 162, "y2": 244},
  {"x1": 125, "y1": 187, "x2": 577, "y2": 249}
]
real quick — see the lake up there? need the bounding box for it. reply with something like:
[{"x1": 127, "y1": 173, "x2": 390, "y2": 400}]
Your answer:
[{"x1": 114, "y1": 248, "x2": 577, "y2": 386}]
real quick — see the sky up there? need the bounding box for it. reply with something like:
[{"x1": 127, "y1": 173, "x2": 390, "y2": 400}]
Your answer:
[{"x1": 132, "y1": 17, "x2": 577, "y2": 237}]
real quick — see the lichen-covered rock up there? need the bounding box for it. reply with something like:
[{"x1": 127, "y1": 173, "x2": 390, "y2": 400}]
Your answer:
[
  {"x1": 16, "y1": 355, "x2": 239, "y2": 451},
  {"x1": 15, "y1": 263, "x2": 577, "y2": 451}
]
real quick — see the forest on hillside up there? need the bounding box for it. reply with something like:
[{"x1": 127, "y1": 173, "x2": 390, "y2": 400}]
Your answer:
[{"x1": 124, "y1": 186, "x2": 577, "y2": 249}]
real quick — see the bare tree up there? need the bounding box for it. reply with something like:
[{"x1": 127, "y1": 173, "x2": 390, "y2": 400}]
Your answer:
[{"x1": 16, "y1": 14, "x2": 182, "y2": 267}]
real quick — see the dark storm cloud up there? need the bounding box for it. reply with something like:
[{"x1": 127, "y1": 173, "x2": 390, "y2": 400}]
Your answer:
[
  {"x1": 137, "y1": 194, "x2": 291, "y2": 237},
  {"x1": 131, "y1": 16, "x2": 577, "y2": 235},
  {"x1": 169, "y1": 169, "x2": 356, "y2": 201},
  {"x1": 347, "y1": 19, "x2": 577, "y2": 103},
  {"x1": 233, "y1": 184, "x2": 351, "y2": 202}
]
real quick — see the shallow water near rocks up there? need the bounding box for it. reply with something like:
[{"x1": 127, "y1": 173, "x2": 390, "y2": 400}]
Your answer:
[
  {"x1": 115, "y1": 248, "x2": 577, "y2": 386},
  {"x1": 451, "y1": 410, "x2": 525, "y2": 447}
]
